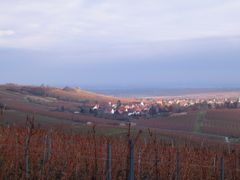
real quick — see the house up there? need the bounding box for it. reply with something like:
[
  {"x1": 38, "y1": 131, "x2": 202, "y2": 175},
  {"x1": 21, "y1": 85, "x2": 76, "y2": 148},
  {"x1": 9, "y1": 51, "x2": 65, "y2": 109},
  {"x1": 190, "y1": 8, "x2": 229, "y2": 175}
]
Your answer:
[
  {"x1": 119, "y1": 122, "x2": 126, "y2": 126},
  {"x1": 225, "y1": 137, "x2": 229, "y2": 143},
  {"x1": 118, "y1": 106, "x2": 128, "y2": 113},
  {"x1": 111, "y1": 109, "x2": 115, "y2": 114},
  {"x1": 92, "y1": 104, "x2": 99, "y2": 110},
  {"x1": 237, "y1": 97, "x2": 240, "y2": 108},
  {"x1": 130, "y1": 122, "x2": 137, "y2": 126},
  {"x1": 86, "y1": 122, "x2": 92, "y2": 126}
]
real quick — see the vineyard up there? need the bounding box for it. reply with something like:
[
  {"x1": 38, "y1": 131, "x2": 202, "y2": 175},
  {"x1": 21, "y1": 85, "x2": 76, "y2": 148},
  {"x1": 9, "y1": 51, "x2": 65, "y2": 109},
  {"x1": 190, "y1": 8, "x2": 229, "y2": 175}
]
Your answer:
[{"x1": 0, "y1": 115, "x2": 240, "y2": 180}]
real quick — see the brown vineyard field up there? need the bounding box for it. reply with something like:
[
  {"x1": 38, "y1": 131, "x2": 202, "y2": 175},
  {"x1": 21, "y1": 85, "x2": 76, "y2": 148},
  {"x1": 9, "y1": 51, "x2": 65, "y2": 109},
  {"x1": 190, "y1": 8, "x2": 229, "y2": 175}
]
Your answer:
[
  {"x1": 1, "y1": 84, "x2": 240, "y2": 179},
  {"x1": 0, "y1": 118, "x2": 240, "y2": 179}
]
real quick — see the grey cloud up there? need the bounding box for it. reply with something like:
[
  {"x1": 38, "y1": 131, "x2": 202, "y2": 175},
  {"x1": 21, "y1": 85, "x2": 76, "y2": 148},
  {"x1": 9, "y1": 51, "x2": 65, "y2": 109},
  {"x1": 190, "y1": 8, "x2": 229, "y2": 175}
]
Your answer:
[{"x1": 0, "y1": 0, "x2": 240, "y2": 49}]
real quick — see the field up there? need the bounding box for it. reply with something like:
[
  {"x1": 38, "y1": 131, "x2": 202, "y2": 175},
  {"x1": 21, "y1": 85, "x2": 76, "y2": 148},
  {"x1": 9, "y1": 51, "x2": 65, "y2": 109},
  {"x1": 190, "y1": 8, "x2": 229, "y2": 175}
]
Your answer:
[
  {"x1": 1, "y1": 84, "x2": 240, "y2": 179},
  {"x1": 0, "y1": 119, "x2": 240, "y2": 179},
  {"x1": 135, "y1": 109, "x2": 240, "y2": 141},
  {"x1": 204, "y1": 109, "x2": 240, "y2": 137}
]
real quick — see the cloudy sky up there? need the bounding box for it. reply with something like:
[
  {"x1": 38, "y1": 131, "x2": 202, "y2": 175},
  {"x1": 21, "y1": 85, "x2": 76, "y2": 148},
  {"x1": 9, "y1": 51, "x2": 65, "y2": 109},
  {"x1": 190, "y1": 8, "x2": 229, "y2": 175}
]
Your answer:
[{"x1": 0, "y1": 0, "x2": 240, "y2": 89}]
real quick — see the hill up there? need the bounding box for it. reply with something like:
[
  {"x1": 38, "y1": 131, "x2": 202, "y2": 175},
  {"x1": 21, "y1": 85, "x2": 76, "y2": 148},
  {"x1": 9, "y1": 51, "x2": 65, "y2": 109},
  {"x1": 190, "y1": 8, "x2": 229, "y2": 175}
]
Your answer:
[
  {"x1": 0, "y1": 84, "x2": 135, "y2": 126},
  {"x1": 0, "y1": 84, "x2": 132, "y2": 104}
]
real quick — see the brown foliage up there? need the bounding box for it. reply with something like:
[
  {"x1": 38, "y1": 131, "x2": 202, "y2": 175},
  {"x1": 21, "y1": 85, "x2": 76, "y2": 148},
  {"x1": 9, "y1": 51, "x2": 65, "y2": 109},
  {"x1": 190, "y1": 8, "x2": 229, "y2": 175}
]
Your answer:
[{"x1": 0, "y1": 122, "x2": 240, "y2": 179}]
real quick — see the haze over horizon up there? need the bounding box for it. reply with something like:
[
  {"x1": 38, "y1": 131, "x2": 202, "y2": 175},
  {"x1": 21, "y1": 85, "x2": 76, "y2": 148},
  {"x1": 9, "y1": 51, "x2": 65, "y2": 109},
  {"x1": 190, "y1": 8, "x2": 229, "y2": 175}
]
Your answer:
[{"x1": 1, "y1": 0, "x2": 240, "y2": 89}]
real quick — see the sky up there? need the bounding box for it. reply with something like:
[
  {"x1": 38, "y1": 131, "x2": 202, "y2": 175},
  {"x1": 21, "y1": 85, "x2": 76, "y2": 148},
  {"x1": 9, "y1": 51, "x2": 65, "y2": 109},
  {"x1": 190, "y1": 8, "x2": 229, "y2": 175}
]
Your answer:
[{"x1": 0, "y1": 0, "x2": 240, "y2": 89}]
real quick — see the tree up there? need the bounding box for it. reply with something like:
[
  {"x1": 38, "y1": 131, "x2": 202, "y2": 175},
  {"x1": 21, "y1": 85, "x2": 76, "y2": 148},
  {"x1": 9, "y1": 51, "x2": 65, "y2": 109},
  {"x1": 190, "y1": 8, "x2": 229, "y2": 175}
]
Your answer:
[
  {"x1": 117, "y1": 100, "x2": 121, "y2": 109},
  {"x1": 59, "y1": 105, "x2": 65, "y2": 112},
  {"x1": 149, "y1": 105, "x2": 157, "y2": 116}
]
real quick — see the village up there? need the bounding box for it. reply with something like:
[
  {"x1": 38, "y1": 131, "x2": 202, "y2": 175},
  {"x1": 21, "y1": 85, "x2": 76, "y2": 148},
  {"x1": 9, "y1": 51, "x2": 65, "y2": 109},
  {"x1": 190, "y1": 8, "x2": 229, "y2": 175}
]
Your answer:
[
  {"x1": 70, "y1": 96, "x2": 240, "y2": 121},
  {"x1": 2, "y1": 84, "x2": 240, "y2": 122}
]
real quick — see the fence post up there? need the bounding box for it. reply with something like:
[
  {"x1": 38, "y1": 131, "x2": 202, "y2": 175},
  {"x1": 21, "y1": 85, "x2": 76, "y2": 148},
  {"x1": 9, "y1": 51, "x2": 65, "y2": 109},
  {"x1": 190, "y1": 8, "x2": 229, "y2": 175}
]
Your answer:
[
  {"x1": 213, "y1": 156, "x2": 216, "y2": 176},
  {"x1": 92, "y1": 125, "x2": 97, "y2": 180},
  {"x1": 237, "y1": 150, "x2": 239, "y2": 179},
  {"x1": 41, "y1": 133, "x2": 51, "y2": 178},
  {"x1": 138, "y1": 149, "x2": 142, "y2": 180},
  {"x1": 128, "y1": 140, "x2": 134, "y2": 180},
  {"x1": 40, "y1": 135, "x2": 47, "y2": 178},
  {"x1": 106, "y1": 143, "x2": 112, "y2": 180},
  {"x1": 24, "y1": 115, "x2": 34, "y2": 179},
  {"x1": 25, "y1": 137, "x2": 30, "y2": 179},
  {"x1": 176, "y1": 150, "x2": 180, "y2": 180},
  {"x1": 154, "y1": 135, "x2": 160, "y2": 180},
  {"x1": 220, "y1": 157, "x2": 224, "y2": 180}
]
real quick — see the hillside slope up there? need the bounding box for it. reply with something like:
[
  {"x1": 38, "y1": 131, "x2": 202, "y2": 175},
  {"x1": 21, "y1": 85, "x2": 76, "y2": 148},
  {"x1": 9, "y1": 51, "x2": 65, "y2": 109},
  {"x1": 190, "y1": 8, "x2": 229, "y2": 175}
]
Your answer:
[{"x1": 0, "y1": 84, "x2": 132, "y2": 104}]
